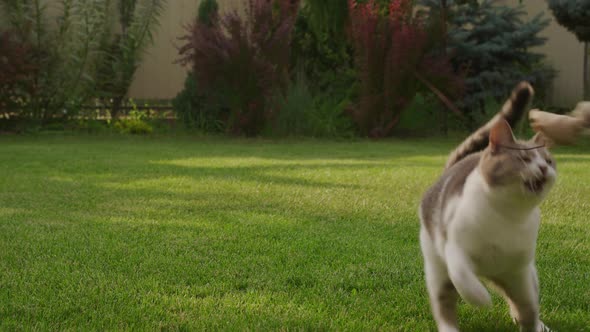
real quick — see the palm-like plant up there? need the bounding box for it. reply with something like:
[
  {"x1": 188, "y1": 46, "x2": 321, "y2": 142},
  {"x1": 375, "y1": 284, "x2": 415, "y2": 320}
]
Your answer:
[
  {"x1": 0, "y1": 0, "x2": 111, "y2": 121},
  {"x1": 96, "y1": 0, "x2": 167, "y2": 119}
]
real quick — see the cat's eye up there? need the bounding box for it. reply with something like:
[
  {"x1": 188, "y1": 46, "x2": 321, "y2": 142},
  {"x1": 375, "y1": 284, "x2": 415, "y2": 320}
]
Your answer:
[
  {"x1": 521, "y1": 156, "x2": 532, "y2": 162},
  {"x1": 546, "y1": 158, "x2": 553, "y2": 165}
]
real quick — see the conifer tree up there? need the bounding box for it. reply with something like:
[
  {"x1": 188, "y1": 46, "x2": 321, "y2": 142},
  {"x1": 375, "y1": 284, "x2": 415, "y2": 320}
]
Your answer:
[{"x1": 423, "y1": 0, "x2": 554, "y2": 120}]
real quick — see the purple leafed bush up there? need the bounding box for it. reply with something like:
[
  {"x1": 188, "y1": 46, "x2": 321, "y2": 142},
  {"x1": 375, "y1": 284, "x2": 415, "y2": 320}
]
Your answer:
[{"x1": 178, "y1": 0, "x2": 300, "y2": 136}]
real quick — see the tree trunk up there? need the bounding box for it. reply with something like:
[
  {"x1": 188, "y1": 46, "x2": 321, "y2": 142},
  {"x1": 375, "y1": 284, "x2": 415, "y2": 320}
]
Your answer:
[{"x1": 585, "y1": 42, "x2": 590, "y2": 100}]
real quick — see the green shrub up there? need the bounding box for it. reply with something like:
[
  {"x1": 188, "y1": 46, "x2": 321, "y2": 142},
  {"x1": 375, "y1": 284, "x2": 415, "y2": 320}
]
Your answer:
[
  {"x1": 75, "y1": 120, "x2": 111, "y2": 134},
  {"x1": 113, "y1": 105, "x2": 153, "y2": 134},
  {"x1": 393, "y1": 93, "x2": 443, "y2": 136},
  {"x1": 308, "y1": 94, "x2": 355, "y2": 138},
  {"x1": 172, "y1": 72, "x2": 225, "y2": 133},
  {"x1": 268, "y1": 72, "x2": 354, "y2": 138},
  {"x1": 268, "y1": 72, "x2": 314, "y2": 137},
  {"x1": 291, "y1": 4, "x2": 356, "y2": 100},
  {"x1": 288, "y1": 5, "x2": 357, "y2": 138},
  {"x1": 114, "y1": 118, "x2": 153, "y2": 135}
]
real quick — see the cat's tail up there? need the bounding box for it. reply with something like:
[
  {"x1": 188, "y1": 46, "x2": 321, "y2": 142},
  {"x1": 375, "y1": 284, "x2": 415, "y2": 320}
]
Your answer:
[
  {"x1": 445, "y1": 82, "x2": 534, "y2": 169},
  {"x1": 572, "y1": 101, "x2": 590, "y2": 128}
]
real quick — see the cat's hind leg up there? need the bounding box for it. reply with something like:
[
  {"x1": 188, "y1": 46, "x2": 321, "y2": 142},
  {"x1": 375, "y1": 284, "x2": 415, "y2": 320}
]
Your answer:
[{"x1": 421, "y1": 228, "x2": 460, "y2": 332}]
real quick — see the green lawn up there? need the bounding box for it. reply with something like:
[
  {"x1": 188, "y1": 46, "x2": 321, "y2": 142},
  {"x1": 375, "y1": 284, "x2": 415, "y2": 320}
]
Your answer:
[{"x1": 1, "y1": 135, "x2": 589, "y2": 330}]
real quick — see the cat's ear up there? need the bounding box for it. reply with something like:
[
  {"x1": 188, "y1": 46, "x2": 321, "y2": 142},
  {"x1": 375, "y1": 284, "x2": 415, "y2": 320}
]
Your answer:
[{"x1": 489, "y1": 119, "x2": 515, "y2": 153}]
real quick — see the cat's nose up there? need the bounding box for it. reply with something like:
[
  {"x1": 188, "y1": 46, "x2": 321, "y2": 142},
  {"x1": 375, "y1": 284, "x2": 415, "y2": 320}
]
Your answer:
[{"x1": 539, "y1": 165, "x2": 547, "y2": 176}]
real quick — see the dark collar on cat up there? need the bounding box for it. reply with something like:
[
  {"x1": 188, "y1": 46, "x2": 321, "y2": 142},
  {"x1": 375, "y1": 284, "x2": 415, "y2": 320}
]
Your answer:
[{"x1": 497, "y1": 144, "x2": 545, "y2": 151}]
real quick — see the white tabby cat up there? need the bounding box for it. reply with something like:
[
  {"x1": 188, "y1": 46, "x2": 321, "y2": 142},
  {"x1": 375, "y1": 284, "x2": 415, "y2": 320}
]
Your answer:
[{"x1": 419, "y1": 82, "x2": 555, "y2": 332}]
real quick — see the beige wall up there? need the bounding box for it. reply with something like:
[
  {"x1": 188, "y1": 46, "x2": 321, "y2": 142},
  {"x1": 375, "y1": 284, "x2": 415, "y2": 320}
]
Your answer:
[
  {"x1": 128, "y1": 0, "x2": 245, "y2": 100},
  {"x1": 519, "y1": 1, "x2": 585, "y2": 107}
]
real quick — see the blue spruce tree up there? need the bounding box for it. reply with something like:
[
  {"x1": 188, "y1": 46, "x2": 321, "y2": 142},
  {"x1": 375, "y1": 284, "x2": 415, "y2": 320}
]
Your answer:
[{"x1": 423, "y1": 0, "x2": 554, "y2": 124}]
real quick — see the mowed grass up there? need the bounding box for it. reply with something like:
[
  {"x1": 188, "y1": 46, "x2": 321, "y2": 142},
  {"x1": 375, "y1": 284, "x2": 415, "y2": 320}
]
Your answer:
[{"x1": 0, "y1": 135, "x2": 589, "y2": 331}]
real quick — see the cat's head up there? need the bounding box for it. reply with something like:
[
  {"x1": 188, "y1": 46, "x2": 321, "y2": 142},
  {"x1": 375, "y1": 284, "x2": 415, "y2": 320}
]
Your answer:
[{"x1": 479, "y1": 119, "x2": 556, "y2": 200}]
